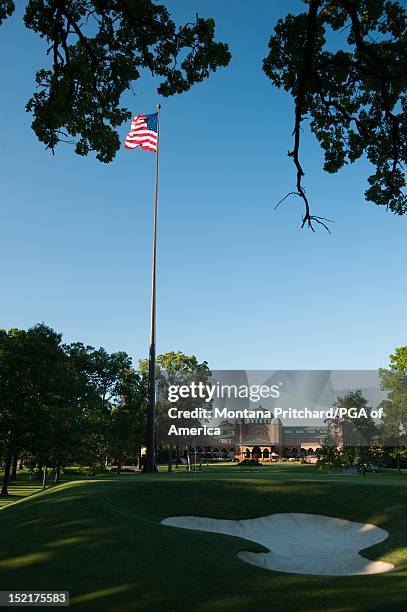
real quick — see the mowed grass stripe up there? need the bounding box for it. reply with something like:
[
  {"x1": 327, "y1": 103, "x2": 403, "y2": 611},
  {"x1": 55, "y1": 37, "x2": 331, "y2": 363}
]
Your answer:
[
  {"x1": 0, "y1": 471, "x2": 406, "y2": 611},
  {"x1": 0, "y1": 482, "x2": 43, "y2": 510}
]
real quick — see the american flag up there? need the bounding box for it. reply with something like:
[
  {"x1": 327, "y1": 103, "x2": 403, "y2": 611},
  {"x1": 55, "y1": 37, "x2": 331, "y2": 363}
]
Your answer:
[{"x1": 124, "y1": 113, "x2": 158, "y2": 152}]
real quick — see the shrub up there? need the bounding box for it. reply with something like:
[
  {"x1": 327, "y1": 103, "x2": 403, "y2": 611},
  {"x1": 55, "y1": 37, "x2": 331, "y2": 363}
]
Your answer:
[{"x1": 237, "y1": 459, "x2": 263, "y2": 467}]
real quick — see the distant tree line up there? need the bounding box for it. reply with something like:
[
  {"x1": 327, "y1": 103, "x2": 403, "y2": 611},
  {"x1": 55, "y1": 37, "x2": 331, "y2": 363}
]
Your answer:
[
  {"x1": 0, "y1": 323, "x2": 211, "y2": 496},
  {"x1": 0, "y1": 323, "x2": 147, "y2": 496}
]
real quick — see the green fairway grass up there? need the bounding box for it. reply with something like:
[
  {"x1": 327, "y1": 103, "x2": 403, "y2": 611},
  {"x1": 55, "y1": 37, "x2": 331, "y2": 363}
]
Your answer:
[
  {"x1": 0, "y1": 479, "x2": 42, "y2": 511},
  {"x1": 0, "y1": 466, "x2": 406, "y2": 611}
]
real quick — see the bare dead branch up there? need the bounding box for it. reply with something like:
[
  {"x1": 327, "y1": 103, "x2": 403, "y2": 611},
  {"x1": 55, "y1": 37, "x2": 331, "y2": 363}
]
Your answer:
[
  {"x1": 275, "y1": 191, "x2": 301, "y2": 209},
  {"x1": 290, "y1": 0, "x2": 327, "y2": 231}
]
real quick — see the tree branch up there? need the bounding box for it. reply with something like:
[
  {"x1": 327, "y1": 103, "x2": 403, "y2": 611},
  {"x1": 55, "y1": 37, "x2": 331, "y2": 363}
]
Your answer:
[{"x1": 290, "y1": 0, "x2": 331, "y2": 231}]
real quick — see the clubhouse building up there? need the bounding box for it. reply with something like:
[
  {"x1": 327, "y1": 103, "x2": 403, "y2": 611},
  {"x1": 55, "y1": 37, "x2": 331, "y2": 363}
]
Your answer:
[{"x1": 193, "y1": 412, "x2": 328, "y2": 461}]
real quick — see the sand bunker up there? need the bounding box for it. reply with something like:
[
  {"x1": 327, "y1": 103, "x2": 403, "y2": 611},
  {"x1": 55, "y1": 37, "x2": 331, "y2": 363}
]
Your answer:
[{"x1": 161, "y1": 513, "x2": 394, "y2": 576}]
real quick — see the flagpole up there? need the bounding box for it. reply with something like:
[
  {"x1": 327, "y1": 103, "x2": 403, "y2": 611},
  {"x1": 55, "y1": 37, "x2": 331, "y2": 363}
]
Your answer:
[{"x1": 146, "y1": 103, "x2": 161, "y2": 473}]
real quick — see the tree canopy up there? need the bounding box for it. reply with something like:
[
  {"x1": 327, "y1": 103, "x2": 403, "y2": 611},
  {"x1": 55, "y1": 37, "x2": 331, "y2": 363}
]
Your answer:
[
  {"x1": 390, "y1": 345, "x2": 407, "y2": 370},
  {"x1": 377, "y1": 348, "x2": 407, "y2": 472},
  {"x1": 139, "y1": 351, "x2": 212, "y2": 450},
  {"x1": 0, "y1": 326, "x2": 213, "y2": 490},
  {"x1": 0, "y1": 0, "x2": 230, "y2": 162},
  {"x1": 264, "y1": 0, "x2": 406, "y2": 229},
  {"x1": 0, "y1": 323, "x2": 147, "y2": 494}
]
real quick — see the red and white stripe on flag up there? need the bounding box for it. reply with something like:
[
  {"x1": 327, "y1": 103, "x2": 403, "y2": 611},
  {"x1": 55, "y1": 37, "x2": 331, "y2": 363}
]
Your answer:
[{"x1": 125, "y1": 115, "x2": 158, "y2": 152}]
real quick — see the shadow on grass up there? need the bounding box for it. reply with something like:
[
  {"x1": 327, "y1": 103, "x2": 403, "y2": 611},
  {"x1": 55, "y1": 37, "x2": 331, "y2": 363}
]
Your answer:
[{"x1": 0, "y1": 478, "x2": 405, "y2": 611}]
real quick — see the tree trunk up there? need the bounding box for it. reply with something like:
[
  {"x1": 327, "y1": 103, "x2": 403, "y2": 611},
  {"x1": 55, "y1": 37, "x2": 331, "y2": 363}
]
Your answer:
[
  {"x1": 138, "y1": 447, "x2": 142, "y2": 470},
  {"x1": 10, "y1": 456, "x2": 18, "y2": 481},
  {"x1": 186, "y1": 446, "x2": 191, "y2": 471},
  {"x1": 37, "y1": 464, "x2": 43, "y2": 481},
  {"x1": 0, "y1": 451, "x2": 12, "y2": 496},
  {"x1": 175, "y1": 445, "x2": 180, "y2": 469},
  {"x1": 397, "y1": 451, "x2": 401, "y2": 475},
  {"x1": 18, "y1": 457, "x2": 24, "y2": 470},
  {"x1": 54, "y1": 466, "x2": 61, "y2": 484},
  {"x1": 167, "y1": 446, "x2": 173, "y2": 473},
  {"x1": 42, "y1": 466, "x2": 48, "y2": 490},
  {"x1": 117, "y1": 451, "x2": 123, "y2": 474}
]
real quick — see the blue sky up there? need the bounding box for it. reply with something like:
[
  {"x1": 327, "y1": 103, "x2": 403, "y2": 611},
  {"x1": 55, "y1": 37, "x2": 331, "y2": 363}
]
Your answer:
[{"x1": 0, "y1": 0, "x2": 405, "y2": 370}]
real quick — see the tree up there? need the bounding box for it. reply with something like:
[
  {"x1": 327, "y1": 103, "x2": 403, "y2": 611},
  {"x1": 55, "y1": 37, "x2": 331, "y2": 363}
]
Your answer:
[
  {"x1": 87, "y1": 348, "x2": 132, "y2": 411},
  {"x1": 0, "y1": 0, "x2": 230, "y2": 162},
  {"x1": 379, "y1": 353, "x2": 407, "y2": 473},
  {"x1": 139, "y1": 351, "x2": 212, "y2": 471},
  {"x1": 0, "y1": 323, "x2": 149, "y2": 487},
  {"x1": 30, "y1": 340, "x2": 99, "y2": 484},
  {"x1": 325, "y1": 390, "x2": 379, "y2": 474},
  {"x1": 65, "y1": 343, "x2": 139, "y2": 470},
  {"x1": 0, "y1": 324, "x2": 67, "y2": 495},
  {"x1": 316, "y1": 444, "x2": 341, "y2": 471},
  {"x1": 264, "y1": 0, "x2": 406, "y2": 230},
  {"x1": 108, "y1": 367, "x2": 146, "y2": 472},
  {"x1": 390, "y1": 346, "x2": 407, "y2": 370}
]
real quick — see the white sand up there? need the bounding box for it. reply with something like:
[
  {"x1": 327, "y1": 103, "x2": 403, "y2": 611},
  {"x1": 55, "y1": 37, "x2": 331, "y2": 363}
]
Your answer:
[{"x1": 161, "y1": 513, "x2": 394, "y2": 576}]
